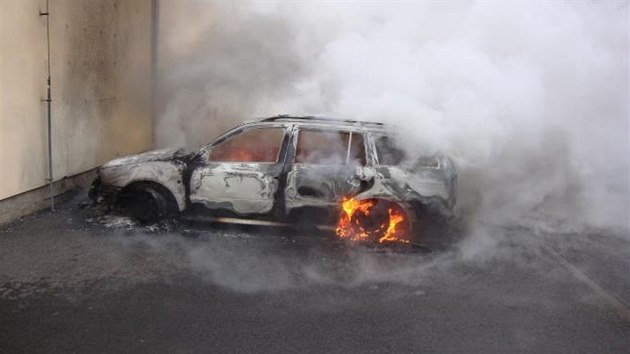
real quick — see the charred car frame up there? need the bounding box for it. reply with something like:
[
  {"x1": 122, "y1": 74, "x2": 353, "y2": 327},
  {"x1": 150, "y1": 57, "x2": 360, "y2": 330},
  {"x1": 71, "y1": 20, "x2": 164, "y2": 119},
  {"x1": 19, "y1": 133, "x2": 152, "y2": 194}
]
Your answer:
[{"x1": 90, "y1": 115, "x2": 457, "y2": 244}]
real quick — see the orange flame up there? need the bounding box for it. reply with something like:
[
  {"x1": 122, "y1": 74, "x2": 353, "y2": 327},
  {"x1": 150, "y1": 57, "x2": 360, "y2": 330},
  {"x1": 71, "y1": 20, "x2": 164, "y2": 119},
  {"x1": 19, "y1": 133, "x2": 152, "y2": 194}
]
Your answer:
[{"x1": 336, "y1": 197, "x2": 409, "y2": 243}]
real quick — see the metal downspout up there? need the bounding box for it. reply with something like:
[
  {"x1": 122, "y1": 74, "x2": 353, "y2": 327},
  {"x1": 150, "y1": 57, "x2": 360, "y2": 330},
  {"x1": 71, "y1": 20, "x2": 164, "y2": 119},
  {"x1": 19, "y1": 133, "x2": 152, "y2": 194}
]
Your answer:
[
  {"x1": 151, "y1": 0, "x2": 160, "y2": 149},
  {"x1": 40, "y1": 0, "x2": 54, "y2": 211}
]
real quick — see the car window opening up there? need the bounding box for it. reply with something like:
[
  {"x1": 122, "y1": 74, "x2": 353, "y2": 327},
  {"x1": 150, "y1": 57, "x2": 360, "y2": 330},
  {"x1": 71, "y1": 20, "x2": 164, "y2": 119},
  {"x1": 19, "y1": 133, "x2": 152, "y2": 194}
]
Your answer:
[
  {"x1": 295, "y1": 130, "x2": 366, "y2": 166},
  {"x1": 375, "y1": 135, "x2": 405, "y2": 165},
  {"x1": 208, "y1": 127, "x2": 284, "y2": 163}
]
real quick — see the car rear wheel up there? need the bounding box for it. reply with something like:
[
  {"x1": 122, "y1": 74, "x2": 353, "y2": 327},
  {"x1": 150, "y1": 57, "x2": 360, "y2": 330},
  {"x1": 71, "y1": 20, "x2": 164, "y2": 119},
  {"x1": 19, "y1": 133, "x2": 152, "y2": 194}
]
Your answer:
[{"x1": 337, "y1": 198, "x2": 412, "y2": 244}]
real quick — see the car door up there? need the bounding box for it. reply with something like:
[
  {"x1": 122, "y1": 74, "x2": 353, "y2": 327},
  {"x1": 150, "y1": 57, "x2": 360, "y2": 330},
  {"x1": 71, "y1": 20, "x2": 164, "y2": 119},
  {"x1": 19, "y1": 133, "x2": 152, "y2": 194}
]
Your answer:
[
  {"x1": 284, "y1": 127, "x2": 367, "y2": 217},
  {"x1": 189, "y1": 125, "x2": 290, "y2": 215}
]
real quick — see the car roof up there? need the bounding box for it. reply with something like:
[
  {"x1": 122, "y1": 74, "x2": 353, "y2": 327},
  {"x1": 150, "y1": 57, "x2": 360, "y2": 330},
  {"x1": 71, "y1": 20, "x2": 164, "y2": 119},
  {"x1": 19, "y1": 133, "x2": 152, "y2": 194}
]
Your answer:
[{"x1": 251, "y1": 115, "x2": 387, "y2": 132}]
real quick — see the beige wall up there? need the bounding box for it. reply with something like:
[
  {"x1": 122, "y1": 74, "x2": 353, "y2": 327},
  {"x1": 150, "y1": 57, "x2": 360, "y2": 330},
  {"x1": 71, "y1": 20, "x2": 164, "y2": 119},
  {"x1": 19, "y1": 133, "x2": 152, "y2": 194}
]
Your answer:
[
  {"x1": 0, "y1": 0, "x2": 153, "y2": 200},
  {"x1": 0, "y1": 0, "x2": 49, "y2": 200}
]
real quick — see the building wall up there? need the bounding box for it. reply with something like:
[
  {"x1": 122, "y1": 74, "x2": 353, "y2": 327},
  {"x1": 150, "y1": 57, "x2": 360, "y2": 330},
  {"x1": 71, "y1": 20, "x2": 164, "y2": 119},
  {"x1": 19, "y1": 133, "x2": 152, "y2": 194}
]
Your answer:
[
  {"x1": 0, "y1": 0, "x2": 49, "y2": 200},
  {"x1": 0, "y1": 0, "x2": 153, "y2": 201}
]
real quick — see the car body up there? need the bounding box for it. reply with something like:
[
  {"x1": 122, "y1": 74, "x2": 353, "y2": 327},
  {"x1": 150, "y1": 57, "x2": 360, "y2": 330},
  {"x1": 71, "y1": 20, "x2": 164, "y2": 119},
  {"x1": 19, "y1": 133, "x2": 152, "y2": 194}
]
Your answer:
[{"x1": 90, "y1": 115, "x2": 457, "y2": 243}]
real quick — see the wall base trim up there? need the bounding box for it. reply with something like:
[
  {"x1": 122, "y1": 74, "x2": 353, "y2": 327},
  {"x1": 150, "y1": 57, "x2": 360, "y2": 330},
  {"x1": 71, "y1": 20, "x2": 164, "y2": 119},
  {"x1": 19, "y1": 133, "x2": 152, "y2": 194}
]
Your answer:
[{"x1": 0, "y1": 169, "x2": 97, "y2": 225}]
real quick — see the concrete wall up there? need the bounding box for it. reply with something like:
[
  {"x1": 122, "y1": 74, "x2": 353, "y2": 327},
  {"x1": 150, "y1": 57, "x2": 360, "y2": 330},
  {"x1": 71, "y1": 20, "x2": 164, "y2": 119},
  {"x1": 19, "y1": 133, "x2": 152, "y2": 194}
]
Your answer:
[
  {"x1": 0, "y1": 0, "x2": 153, "y2": 201},
  {"x1": 0, "y1": 0, "x2": 49, "y2": 201}
]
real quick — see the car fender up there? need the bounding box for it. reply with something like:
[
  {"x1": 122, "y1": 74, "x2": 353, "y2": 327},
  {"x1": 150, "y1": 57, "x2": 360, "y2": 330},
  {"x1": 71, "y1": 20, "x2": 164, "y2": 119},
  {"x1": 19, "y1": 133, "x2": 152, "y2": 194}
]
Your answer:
[{"x1": 100, "y1": 160, "x2": 187, "y2": 211}]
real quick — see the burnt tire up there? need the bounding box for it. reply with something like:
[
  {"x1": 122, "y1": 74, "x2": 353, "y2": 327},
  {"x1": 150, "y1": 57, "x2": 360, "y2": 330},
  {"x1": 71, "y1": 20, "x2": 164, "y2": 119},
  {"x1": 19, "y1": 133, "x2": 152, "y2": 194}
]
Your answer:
[
  {"x1": 353, "y1": 200, "x2": 392, "y2": 240},
  {"x1": 130, "y1": 187, "x2": 167, "y2": 224},
  {"x1": 339, "y1": 199, "x2": 411, "y2": 243}
]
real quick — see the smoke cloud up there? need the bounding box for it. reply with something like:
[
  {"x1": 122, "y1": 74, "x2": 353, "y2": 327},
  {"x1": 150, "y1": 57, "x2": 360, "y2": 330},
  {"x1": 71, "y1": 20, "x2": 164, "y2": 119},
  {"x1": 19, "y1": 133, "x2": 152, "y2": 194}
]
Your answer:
[{"x1": 156, "y1": 1, "x2": 629, "y2": 235}]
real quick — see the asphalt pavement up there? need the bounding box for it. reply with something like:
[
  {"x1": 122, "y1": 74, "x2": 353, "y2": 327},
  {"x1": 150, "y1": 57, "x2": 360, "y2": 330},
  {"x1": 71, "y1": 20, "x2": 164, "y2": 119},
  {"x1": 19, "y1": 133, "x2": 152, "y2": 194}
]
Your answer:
[{"x1": 1, "y1": 196, "x2": 629, "y2": 353}]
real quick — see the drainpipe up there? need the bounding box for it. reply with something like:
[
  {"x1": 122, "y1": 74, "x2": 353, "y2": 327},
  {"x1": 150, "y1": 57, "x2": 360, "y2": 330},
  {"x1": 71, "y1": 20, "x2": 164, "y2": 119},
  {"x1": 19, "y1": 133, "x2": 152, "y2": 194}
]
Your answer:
[
  {"x1": 40, "y1": 0, "x2": 54, "y2": 211},
  {"x1": 151, "y1": 0, "x2": 160, "y2": 149}
]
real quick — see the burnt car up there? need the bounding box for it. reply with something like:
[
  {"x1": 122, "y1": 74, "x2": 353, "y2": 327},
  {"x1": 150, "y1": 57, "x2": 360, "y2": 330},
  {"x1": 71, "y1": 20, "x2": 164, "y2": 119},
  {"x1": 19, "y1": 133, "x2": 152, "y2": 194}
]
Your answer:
[{"x1": 90, "y1": 115, "x2": 457, "y2": 244}]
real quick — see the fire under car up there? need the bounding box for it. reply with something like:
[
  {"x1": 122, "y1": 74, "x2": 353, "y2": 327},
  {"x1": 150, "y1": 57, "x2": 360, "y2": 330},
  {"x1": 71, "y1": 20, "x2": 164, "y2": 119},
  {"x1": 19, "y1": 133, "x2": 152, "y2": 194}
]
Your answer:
[{"x1": 89, "y1": 115, "x2": 457, "y2": 245}]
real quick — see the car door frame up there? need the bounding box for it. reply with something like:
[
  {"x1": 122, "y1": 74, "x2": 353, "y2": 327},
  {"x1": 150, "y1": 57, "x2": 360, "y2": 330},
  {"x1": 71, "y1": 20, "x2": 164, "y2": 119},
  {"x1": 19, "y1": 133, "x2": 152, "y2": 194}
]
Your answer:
[
  {"x1": 282, "y1": 124, "x2": 371, "y2": 220},
  {"x1": 188, "y1": 123, "x2": 294, "y2": 217}
]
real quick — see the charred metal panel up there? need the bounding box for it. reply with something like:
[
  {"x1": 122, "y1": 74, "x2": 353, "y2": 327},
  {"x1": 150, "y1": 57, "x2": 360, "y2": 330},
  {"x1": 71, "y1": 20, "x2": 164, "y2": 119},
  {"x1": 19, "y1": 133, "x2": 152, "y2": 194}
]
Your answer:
[
  {"x1": 347, "y1": 170, "x2": 452, "y2": 221},
  {"x1": 101, "y1": 148, "x2": 180, "y2": 168},
  {"x1": 284, "y1": 164, "x2": 362, "y2": 213},
  {"x1": 99, "y1": 156, "x2": 187, "y2": 211},
  {"x1": 190, "y1": 163, "x2": 280, "y2": 215}
]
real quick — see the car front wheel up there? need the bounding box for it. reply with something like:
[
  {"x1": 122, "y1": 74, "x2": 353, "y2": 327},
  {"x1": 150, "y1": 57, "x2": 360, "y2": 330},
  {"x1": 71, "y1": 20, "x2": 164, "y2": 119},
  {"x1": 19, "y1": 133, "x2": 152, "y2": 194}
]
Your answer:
[{"x1": 130, "y1": 187, "x2": 167, "y2": 223}]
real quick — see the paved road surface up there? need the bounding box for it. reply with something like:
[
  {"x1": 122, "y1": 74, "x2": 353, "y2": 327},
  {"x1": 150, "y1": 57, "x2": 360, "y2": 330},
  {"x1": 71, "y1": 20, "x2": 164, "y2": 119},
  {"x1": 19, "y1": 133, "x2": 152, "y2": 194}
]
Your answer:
[{"x1": 1, "y1": 198, "x2": 629, "y2": 353}]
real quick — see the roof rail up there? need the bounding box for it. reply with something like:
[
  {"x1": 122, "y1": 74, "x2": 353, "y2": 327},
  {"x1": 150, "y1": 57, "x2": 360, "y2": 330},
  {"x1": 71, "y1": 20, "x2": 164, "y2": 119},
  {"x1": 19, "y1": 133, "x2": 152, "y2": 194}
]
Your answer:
[{"x1": 260, "y1": 115, "x2": 384, "y2": 127}]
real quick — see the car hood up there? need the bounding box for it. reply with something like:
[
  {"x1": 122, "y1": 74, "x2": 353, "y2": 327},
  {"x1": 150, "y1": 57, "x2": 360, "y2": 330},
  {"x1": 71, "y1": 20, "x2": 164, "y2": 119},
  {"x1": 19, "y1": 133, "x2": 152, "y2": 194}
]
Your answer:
[{"x1": 101, "y1": 148, "x2": 182, "y2": 168}]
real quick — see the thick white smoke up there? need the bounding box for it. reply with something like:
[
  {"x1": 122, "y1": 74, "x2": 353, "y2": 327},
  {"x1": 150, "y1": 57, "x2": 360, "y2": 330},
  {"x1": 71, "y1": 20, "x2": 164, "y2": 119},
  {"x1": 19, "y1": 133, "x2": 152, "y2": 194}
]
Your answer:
[{"x1": 156, "y1": 1, "x2": 629, "y2": 234}]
